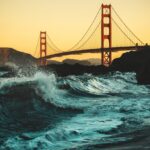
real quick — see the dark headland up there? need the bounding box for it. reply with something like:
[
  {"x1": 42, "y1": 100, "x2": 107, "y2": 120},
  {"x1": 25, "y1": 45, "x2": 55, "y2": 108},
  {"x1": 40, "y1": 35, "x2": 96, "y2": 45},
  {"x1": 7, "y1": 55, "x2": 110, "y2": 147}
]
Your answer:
[{"x1": 0, "y1": 46, "x2": 150, "y2": 84}]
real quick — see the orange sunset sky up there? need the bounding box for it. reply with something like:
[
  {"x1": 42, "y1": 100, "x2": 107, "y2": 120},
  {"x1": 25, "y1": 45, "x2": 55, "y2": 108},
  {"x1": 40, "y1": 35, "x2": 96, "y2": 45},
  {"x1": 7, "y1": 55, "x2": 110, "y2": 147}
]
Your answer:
[{"x1": 0, "y1": 0, "x2": 150, "y2": 61}]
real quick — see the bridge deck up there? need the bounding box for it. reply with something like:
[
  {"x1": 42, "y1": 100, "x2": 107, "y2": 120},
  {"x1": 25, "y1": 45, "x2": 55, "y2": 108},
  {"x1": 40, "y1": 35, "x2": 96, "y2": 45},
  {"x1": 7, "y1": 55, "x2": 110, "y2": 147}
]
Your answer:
[{"x1": 39, "y1": 46, "x2": 145, "y2": 59}]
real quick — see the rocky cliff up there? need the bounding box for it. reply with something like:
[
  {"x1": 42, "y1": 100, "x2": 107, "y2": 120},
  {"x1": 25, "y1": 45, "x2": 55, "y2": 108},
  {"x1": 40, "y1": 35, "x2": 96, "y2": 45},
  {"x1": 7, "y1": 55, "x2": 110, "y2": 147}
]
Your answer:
[{"x1": 111, "y1": 46, "x2": 150, "y2": 84}]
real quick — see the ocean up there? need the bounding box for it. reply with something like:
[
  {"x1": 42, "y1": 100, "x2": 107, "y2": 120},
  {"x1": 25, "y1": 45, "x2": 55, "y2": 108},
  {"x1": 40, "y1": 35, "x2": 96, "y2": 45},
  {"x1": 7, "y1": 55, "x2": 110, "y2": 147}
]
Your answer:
[{"x1": 0, "y1": 71, "x2": 150, "y2": 150}]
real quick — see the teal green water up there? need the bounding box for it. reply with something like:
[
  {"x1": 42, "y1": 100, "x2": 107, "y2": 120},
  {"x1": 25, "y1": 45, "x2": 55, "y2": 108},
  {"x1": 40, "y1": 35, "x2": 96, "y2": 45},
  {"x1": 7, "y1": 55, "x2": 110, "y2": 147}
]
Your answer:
[{"x1": 0, "y1": 71, "x2": 150, "y2": 149}]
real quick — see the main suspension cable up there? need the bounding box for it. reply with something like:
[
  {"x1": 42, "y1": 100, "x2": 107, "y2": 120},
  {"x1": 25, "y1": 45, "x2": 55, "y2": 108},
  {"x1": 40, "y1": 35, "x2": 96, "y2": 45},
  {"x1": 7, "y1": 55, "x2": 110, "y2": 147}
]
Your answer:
[
  {"x1": 47, "y1": 34, "x2": 63, "y2": 52},
  {"x1": 112, "y1": 18, "x2": 136, "y2": 45},
  {"x1": 66, "y1": 7, "x2": 101, "y2": 51},
  {"x1": 112, "y1": 7, "x2": 144, "y2": 45},
  {"x1": 75, "y1": 20, "x2": 101, "y2": 50},
  {"x1": 47, "y1": 41, "x2": 61, "y2": 53}
]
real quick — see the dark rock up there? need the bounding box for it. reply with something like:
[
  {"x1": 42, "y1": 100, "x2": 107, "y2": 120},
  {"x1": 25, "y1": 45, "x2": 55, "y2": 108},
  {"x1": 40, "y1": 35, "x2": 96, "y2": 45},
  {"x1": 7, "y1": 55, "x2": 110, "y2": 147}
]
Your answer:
[
  {"x1": 111, "y1": 46, "x2": 150, "y2": 84},
  {"x1": 136, "y1": 58, "x2": 150, "y2": 84},
  {"x1": 40, "y1": 63, "x2": 110, "y2": 76},
  {"x1": 111, "y1": 47, "x2": 150, "y2": 72}
]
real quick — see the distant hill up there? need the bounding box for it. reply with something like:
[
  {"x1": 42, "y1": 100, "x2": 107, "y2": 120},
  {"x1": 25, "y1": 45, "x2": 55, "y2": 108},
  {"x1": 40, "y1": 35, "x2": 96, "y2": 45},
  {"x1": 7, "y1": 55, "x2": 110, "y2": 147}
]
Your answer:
[
  {"x1": 41, "y1": 58, "x2": 104, "y2": 76},
  {"x1": 0, "y1": 48, "x2": 37, "y2": 67},
  {"x1": 0, "y1": 48, "x2": 101, "y2": 67},
  {"x1": 63, "y1": 58, "x2": 101, "y2": 66},
  {"x1": 47, "y1": 60, "x2": 61, "y2": 65}
]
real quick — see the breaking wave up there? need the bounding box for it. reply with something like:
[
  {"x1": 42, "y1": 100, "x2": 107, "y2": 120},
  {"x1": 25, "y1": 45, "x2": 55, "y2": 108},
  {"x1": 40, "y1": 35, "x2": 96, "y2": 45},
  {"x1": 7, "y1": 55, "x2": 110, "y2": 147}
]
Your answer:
[{"x1": 0, "y1": 71, "x2": 150, "y2": 149}]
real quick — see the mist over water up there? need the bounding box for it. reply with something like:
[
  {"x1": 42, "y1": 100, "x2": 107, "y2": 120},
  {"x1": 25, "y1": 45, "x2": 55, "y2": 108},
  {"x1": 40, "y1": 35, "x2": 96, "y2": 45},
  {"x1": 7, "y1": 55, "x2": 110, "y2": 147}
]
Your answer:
[{"x1": 0, "y1": 71, "x2": 150, "y2": 150}]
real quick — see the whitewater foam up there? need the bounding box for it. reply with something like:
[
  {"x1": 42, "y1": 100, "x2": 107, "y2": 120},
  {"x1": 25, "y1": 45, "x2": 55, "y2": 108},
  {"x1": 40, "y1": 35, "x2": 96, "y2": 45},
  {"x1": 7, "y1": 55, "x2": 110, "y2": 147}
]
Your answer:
[{"x1": 0, "y1": 71, "x2": 150, "y2": 150}]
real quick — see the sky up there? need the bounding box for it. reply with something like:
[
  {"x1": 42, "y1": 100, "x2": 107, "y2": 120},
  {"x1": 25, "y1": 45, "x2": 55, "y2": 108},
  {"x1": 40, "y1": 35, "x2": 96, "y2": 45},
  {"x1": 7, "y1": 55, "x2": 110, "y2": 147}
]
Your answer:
[{"x1": 0, "y1": 0, "x2": 150, "y2": 60}]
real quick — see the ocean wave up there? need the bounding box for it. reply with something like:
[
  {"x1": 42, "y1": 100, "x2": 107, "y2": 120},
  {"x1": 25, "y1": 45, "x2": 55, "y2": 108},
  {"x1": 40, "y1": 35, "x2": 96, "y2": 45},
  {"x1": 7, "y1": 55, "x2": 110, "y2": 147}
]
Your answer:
[
  {"x1": 0, "y1": 71, "x2": 150, "y2": 149},
  {"x1": 61, "y1": 72, "x2": 149, "y2": 96}
]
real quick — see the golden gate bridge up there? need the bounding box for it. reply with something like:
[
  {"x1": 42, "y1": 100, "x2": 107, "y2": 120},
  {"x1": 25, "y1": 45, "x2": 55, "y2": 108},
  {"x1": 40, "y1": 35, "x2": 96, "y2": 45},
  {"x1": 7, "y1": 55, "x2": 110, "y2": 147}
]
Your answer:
[{"x1": 34, "y1": 4, "x2": 147, "y2": 66}]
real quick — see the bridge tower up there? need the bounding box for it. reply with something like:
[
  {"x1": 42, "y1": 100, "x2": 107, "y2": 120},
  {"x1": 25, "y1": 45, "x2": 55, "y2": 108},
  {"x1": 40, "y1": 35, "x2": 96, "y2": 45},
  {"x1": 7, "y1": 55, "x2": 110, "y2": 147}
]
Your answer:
[
  {"x1": 101, "y1": 4, "x2": 112, "y2": 66},
  {"x1": 40, "y1": 31, "x2": 47, "y2": 66}
]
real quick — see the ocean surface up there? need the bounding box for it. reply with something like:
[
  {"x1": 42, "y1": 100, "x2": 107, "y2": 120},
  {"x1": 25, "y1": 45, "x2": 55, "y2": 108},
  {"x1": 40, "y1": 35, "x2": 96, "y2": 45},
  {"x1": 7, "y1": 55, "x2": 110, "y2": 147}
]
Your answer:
[{"x1": 0, "y1": 70, "x2": 150, "y2": 150}]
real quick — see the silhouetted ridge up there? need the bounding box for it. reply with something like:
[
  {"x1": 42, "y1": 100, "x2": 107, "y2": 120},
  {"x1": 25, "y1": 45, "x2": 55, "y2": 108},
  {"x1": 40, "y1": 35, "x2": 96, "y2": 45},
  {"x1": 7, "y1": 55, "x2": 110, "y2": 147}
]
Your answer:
[{"x1": 0, "y1": 48, "x2": 37, "y2": 67}]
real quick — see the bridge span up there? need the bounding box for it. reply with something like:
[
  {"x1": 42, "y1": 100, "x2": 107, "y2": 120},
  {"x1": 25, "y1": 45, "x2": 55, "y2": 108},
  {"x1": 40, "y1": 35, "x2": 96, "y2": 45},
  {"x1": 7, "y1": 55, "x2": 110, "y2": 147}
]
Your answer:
[{"x1": 40, "y1": 46, "x2": 145, "y2": 60}]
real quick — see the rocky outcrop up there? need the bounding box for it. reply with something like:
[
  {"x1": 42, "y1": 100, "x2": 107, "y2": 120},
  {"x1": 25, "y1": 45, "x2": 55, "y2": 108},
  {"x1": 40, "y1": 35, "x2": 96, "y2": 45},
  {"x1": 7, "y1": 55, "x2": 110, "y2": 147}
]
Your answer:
[
  {"x1": 0, "y1": 48, "x2": 37, "y2": 67},
  {"x1": 136, "y1": 58, "x2": 150, "y2": 84},
  {"x1": 111, "y1": 46, "x2": 150, "y2": 84}
]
